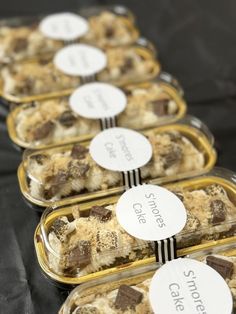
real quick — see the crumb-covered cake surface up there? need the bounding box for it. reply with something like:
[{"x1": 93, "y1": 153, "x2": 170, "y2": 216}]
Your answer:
[
  {"x1": 0, "y1": 11, "x2": 138, "y2": 64},
  {"x1": 13, "y1": 83, "x2": 179, "y2": 147},
  {"x1": 1, "y1": 46, "x2": 157, "y2": 98},
  {"x1": 26, "y1": 131, "x2": 205, "y2": 202},
  {"x1": 45, "y1": 183, "x2": 236, "y2": 278},
  {"x1": 0, "y1": 25, "x2": 62, "y2": 63},
  {"x1": 65, "y1": 278, "x2": 153, "y2": 314}
]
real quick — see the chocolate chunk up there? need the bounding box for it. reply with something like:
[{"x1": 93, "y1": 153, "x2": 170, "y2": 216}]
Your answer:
[
  {"x1": 33, "y1": 121, "x2": 55, "y2": 140},
  {"x1": 68, "y1": 160, "x2": 89, "y2": 178},
  {"x1": 152, "y1": 99, "x2": 169, "y2": 116},
  {"x1": 50, "y1": 218, "x2": 67, "y2": 241},
  {"x1": 105, "y1": 26, "x2": 114, "y2": 38},
  {"x1": 30, "y1": 153, "x2": 49, "y2": 165},
  {"x1": 211, "y1": 199, "x2": 226, "y2": 224},
  {"x1": 75, "y1": 307, "x2": 100, "y2": 314},
  {"x1": 90, "y1": 206, "x2": 112, "y2": 222},
  {"x1": 162, "y1": 146, "x2": 182, "y2": 169},
  {"x1": 67, "y1": 241, "x2": 91, "y2": 268},
  {"x1": 51, "y1": 170, "x2": 68, "y2": 186},
  {"x1": 206, "y1": 256, "x2": 234, "y2": 279},
  {"x1": 43, "y1": 185, "x2": 59, "y2": 200},
  {"x1": 115, "y1": 285, "x2": 143, "y2": 311},
  {"x1": 120, "y1": 57, "x2": 134, "y2": 74},
  {"x1": 71, "y1": 144, "x2": 89, "y2": 159},
  {"x1": 205, "y1": 184, "x2": 227, "y2": 197},
  {"x1": 58, "y1": 110, "x2": 77, "y2": 127},
  {"x1": 96, "y1": 230, "x2": 118, "y2": 253},
  {"x1": 12, "y1": 37, "x2": 28, "y2": 52}
]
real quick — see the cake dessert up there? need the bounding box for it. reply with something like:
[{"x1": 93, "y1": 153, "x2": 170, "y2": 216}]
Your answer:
[
  {"x1": 62, "y1": 278, "x2": 153, "y2": 314},
  {"x1": 46, "y1": 183, "x2": 236, "y2": 278},
  {"x1": 26, "y1": 131, "x2": 204, "y2": 201},
  {"x1": 0, "y1": 11, "x2": 138, "y2": 64},
  {"x1": 47, "y1": 205, "x2": 153, "y2": 277},
  {"x1": 202, "y1": 255, "x2": 236, "y2": 308},
  {"x1": 1, "y1": 46, "x2": 157, "y2": 98},
  {"x1": 0, "y1": 24, "x2": 63, "y2": 64},
  {"x1": 13, "y1": 83, "x2": 179, "y2": 148}
]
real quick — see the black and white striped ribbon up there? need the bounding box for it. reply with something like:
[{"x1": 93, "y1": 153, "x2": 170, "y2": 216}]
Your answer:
[
  {"x1": 80, "y1": 74, "x2": 96, "y2": 84},
  {"x1": 154, "y1": 237, "x2": 177, "y2": 263},
  {"x1": 99, "y1": 116, "x2": 117, "y2": 130},
  {"x1": 122, "y1": 168, "x2": 142, "y2": 190}
]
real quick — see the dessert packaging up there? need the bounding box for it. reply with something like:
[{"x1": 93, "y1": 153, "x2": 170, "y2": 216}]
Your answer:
[
  {"x1": 0, "y1": 39, "x2": 159, "y2": 106},
  {"x1": 58, "y1": 257, "x2": 234, "y2": 313},
  {"x1": 33, "y1": 167, "x2": 236, "y2": 286},
  {"x1": 18, "y1": 117, "x2": 216, "y2": 208},
  {"x1": 0, "y1": 5, "x2": 140, "y2": 66},
  {"x1": 7, "y1": 76, "x2": 186, "y2": 150}
]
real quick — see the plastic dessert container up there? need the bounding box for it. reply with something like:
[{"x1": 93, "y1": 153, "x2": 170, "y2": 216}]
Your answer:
[
  {"x1": 0, "y1": 39, "x2": 159, "y2": 105},
  {"x1": 18, "y1": 116, "x2": 216, "y2": 208},
  {"x1": 33, "y1": 167, "x2": 236, "y2": 286},
  {"x1": 7, "y1": 75, "x2": 186, "y2": 150}
]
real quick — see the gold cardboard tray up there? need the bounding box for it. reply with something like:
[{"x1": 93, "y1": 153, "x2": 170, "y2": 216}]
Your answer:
[
  {"x1": 0, "y1": 41, "x2": 159, "y2": 105},
  {"x1": 18, "y1": 121, "x2": 217, "y2": 207},
  {"x1": 34, "y1": 172, "x2": 236, "y2": 286},
  {"x1": 7, "y1": 80, "x2": 187, "y2": 150}
]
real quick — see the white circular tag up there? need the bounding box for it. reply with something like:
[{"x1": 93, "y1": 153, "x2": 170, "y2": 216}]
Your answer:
[
  {"x1": 39, "y1": 13, "x2": 89, "y2": 41},
  {"x1": 53, "y1": 44, "x2": 107, "y2": 76},
  {"x1": 89, "y1": 128, "x2": 152, "y2": 172},
  {"x1": 149, "y1": 258, "x2": 233, "y2": 314},
  {"x1": 69, "y1": 82, "x2": 127, "y2": 119},
  {"x1": 116, "y1": 184, "x2": 187, "y2": 241}
]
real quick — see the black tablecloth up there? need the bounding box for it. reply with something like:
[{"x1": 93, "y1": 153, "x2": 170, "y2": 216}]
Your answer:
[{"x1": 0, "y1": 1, "x2": 236, "y2": 313}]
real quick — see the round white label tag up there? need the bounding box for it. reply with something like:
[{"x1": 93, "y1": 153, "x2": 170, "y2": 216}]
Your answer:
[
  {"x1": 69, "y1": 82, "x2": 127, "y2": 119},
  {"x1": 39, "y1": 13, "x2": 89, "y2": 41},
  {"x1": 89, "y1": 128, "x2": 152, "y2": 172},
  {"x1": 53, "y1": 44, "x2": 107, "y2": 76},
  {"x1": 116, "y1": 184, "x2": 187, "y2": 241},
  {"x1": 149, "y1": 258, "x2": 233, "y2": 314}
]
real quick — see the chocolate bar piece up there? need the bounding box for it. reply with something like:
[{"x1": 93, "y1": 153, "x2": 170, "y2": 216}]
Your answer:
[
  {"x1": 115, "y1": 284, "x2": 143, "y2": 310},
  {"x1": 90, "y1": 206, "x2": 112, "y2": 222},
  {"x1": 152, "y1": 99, "x2": 169, "y2": 116},
  {"x1": 67, "y1": 241, "x2": 91, "y2": 268},
  {"x1": 58, "y1": 110, "x2": 77, "y2": 127},
  {"x1": 211, "y1": 199, "x2": 226, "y2": 224},
  {"x1": 206, "y1": 256, "x2": 234, "y2": 279},
  {"x1": 33, "y1": 121, "x2": 55, "y2": 140},
  {"x1": 71, "y1": 144, "x2": 89, "y2": 160}
]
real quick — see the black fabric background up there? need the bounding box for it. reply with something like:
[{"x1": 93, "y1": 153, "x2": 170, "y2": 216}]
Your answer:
[{"x1": 0, "y1": 1, "x2": 236, "y2": 313}]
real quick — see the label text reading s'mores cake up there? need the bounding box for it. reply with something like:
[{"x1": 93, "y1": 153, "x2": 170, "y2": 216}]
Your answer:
[
  {"x1": 89, "y1": 128, "x2": 152, "y2": 172},
  {"x1": 39, "y1": 13, "x2": 89, "y2": 41},
  {"x1": 69, "y1": 83, "x2": 127, "y2": 119},
  {"x1": 116, "y1": 184, "x2": 187, "y2": 241},
  {"x1": 149, "y1": 258, "x2": 233, "y2": 314},
  {"x1": 54, "y1": 44, "x2": 107, "y2": 76}
]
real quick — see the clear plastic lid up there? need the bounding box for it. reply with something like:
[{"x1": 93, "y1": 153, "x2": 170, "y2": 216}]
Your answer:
[
  {"x1": 0, "y1": 39, "x2": 160, "y2": 104},
  {"x1": 34, "y1": 167, "x2": 236, "y2": 286},
  {"x1": 8, "y1": 74, "x2": 186, "y2": 149},
  {"x1": 0, "y1": 6, "x2": 139, "y2": 65},
  {"x1": 59, "y1": 263, "x2": 158, "y2": 314},
  {"x1": 19, "y1": 116, "x2": 216, "y2": 207},
  {"x1": 59, "y1": 257, "x2": 234, "y2": 314}
]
